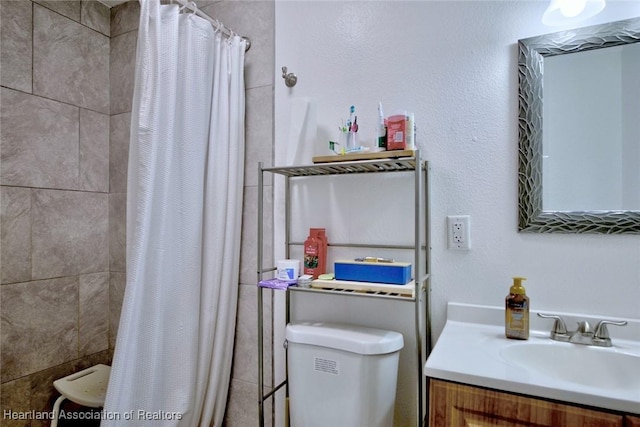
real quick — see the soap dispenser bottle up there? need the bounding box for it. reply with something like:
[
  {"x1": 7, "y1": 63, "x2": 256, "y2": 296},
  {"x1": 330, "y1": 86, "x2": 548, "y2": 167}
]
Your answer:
[{"x1": 505, "y1": 276, "x2": 529, "y2": 340}]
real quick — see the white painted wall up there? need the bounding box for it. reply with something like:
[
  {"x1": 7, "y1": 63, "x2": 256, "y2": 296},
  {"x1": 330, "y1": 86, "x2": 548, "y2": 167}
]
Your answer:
[
  {"x1": 273, "y1": 6, "x2": 640, "y2": 417},
  {"x1": 276, "y1": 0, "x2": 640, "y2": 334}
]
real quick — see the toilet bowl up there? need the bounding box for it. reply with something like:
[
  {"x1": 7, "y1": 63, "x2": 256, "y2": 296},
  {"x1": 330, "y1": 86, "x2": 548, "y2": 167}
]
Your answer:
[{"x1": 285, "y1": 322, "x2": 403, "y2": 427}]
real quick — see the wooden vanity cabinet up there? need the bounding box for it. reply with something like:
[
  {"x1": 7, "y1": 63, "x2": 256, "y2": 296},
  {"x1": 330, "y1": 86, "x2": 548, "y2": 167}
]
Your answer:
[
  {"x1": 428, "y1": 379, "x2": 629, "y2": 427},
  {"x1": 626, "y1": 415, "x2": 640, "y2": 427}
]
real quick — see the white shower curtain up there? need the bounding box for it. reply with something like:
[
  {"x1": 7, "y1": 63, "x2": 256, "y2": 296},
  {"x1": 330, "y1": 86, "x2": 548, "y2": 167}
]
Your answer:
[{"x1": 103, "y1": 0, "x2": 245, "y2": 425}]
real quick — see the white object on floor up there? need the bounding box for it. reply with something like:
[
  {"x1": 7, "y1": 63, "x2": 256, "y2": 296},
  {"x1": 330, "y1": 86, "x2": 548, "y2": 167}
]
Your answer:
[{"x1": 51, "y1": 364, "x2": 111, "y2": 427}]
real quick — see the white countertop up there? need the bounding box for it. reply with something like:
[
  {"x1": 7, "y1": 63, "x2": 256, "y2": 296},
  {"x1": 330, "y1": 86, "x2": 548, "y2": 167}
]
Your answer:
[{"x1": 425, "y1": 302, "x2": 640, "y2": 414}]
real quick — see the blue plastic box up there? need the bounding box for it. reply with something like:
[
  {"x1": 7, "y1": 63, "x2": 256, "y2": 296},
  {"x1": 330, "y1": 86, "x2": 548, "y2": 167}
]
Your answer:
[{"x1": 334, "y1": 260, "x2": 412, "y2": 285}]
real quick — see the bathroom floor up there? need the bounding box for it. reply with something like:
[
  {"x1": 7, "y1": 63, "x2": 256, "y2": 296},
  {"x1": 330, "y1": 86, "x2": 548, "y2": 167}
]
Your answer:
[{"x1": 56, "y1": 401, "x2": 101, "y2": 427}]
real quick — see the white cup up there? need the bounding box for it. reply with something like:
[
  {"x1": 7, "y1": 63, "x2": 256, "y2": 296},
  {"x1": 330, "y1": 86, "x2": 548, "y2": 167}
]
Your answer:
[{"x1": 277, "y1": 259, "x2": 300, "y2": 281}]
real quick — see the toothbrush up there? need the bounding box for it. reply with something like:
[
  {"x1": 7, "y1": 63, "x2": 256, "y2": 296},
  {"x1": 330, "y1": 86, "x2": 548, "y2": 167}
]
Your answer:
[{"x1": 349, "y1": 105, "x2": 355, "y2": 131}]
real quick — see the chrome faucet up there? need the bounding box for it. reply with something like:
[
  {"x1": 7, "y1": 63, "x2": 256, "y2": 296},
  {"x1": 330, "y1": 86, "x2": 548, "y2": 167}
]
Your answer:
[
  {"x1": 569, "y1": 320, "x2": 595, "y2": 345},
  {"x1": 537, "y1": 313, "x2": 627, "y2": 347}
]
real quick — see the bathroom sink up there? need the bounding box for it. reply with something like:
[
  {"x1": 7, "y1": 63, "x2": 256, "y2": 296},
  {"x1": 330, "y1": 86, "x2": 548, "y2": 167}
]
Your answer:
[
  {"x1": 425, "y1": 303, "x2": 640, "y2": 414},
  {"x1": 500, "y1": 341, "x2": 640, "y2": 391}
]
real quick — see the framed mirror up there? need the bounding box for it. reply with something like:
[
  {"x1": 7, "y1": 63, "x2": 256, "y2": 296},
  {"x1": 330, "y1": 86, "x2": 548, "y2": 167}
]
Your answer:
[{"x1": 518, "y1": 17, "x2": 640, "y2": 233}]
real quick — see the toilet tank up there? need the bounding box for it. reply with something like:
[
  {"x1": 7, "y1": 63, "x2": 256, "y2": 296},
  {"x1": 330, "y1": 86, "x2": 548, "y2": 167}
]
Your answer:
[{"x1": 285, "y1": 322, "x2": 404, "y2": 427}]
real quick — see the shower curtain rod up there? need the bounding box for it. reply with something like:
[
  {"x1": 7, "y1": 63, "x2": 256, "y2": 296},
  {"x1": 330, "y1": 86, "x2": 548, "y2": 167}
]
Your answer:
[{"x1": 174, "y1": 0, "x2": 251, "y2": 52}]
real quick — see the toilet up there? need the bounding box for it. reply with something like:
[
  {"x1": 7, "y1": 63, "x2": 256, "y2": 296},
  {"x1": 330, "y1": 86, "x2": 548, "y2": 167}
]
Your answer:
[{"x1": 285, "y1": 322, "x2": 404, "y2": 427}]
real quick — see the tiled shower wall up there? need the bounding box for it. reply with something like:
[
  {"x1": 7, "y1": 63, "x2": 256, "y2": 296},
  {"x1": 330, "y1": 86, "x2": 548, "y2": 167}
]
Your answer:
[
  {"x1": 1, "y1": 1, "x2": 275, "y2": 426},
  {"x1": 1, "y1": 1, "x2": 113, "y2": 426}
]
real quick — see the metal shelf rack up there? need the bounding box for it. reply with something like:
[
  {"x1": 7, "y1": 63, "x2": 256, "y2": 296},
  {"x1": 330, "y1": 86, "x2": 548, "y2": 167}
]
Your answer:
[{"x1": 257, "y1": 151, "x2": 431, "y2": 427}]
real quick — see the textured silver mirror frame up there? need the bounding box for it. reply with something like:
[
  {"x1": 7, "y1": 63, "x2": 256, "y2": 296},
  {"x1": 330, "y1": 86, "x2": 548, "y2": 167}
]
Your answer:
[{"x1": 518, "y1": 17, "x2": 640, "y2": 234}]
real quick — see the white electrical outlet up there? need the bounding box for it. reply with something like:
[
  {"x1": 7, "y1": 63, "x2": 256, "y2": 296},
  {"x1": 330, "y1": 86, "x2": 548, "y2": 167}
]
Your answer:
[{"x1": 447, "y1": 215, "x2": 471, "y2": 250}]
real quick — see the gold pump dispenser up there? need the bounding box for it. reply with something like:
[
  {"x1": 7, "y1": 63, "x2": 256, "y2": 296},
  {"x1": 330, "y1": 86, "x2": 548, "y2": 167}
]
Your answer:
[{"x1": 505, "y1": 276, "x2": 529, "y2": 340}]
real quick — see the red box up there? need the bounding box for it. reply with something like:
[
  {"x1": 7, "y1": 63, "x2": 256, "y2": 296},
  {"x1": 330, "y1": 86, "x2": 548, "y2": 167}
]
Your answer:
[{"x1": 386, "y1": 115, "x2": 406, "y2": 150}]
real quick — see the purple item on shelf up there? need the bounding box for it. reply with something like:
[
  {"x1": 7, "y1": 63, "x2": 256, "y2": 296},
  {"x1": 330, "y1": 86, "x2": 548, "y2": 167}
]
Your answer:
[{"x1": 258, "y1": 278, "x2": 296, "y2": 290}]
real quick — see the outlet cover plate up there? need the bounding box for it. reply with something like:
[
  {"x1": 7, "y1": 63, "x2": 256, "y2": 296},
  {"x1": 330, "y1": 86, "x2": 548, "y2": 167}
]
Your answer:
[{"x1": 447, "y1": 215, "x2": 471, "y2": 250}]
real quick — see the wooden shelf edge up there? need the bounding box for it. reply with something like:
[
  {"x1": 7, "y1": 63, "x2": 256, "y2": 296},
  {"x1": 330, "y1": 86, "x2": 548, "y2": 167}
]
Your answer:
[{"x1": 312, "y1": 149, "x2": 415, "y2": 164}]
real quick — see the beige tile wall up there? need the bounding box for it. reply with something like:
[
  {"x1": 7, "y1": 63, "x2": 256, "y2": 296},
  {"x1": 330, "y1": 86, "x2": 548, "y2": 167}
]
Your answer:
[
  {"x1": 1, "y1": 2, "x2": 113, "y2": 426},
  {"x1": 107, "y1": 0, "x2": 136, "y2": 355},
  {"x1": 1, "y1": 0, "x2": 274, "y2": 425},
  {"x1": 33, "y1": 4, "x2": 109, "y2": 113}
]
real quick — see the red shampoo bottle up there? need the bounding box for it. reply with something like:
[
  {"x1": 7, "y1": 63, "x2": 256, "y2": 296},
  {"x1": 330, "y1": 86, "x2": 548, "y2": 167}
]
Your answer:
[{"x1": 304, "y1": 228, "x2": 327, "y2": 279}]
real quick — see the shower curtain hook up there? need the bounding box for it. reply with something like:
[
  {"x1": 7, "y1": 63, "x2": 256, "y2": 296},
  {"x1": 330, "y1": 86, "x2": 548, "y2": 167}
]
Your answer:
[
  {"x1": 179, "y1": 1, "x2": 196, "y2": 14},
  {"x1": 212, "y1": 19, "x2": 222, "y2": 34}
]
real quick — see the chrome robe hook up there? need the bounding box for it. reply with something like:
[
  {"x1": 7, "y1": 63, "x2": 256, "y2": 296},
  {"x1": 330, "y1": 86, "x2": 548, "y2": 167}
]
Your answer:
[{"x1": 282, "y1": 66, "x2": 297, "y2": 87}]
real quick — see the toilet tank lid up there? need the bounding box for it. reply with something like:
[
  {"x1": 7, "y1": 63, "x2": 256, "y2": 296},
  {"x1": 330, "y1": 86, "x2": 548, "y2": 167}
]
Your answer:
[{"x1": 285, "y1": 322, "x2": 404, "y2": 355}]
